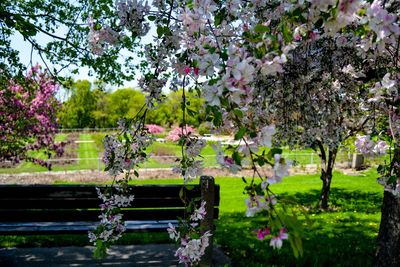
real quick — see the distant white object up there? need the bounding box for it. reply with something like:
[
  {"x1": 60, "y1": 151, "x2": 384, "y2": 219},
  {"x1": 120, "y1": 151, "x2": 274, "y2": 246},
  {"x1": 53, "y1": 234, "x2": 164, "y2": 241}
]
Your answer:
[
  {"x1": 200, "y1": 135, "x2": 231, "y2": 142},
  {"x1": 352, "y1": 154, "x2": 364, "y2": 169}
]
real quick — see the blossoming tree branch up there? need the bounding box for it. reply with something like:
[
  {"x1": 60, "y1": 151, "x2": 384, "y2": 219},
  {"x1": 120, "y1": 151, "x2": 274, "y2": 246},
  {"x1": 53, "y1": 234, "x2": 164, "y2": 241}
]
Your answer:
[{"x1": 84, "y1": 0, "x2": 400, "y2": 265}]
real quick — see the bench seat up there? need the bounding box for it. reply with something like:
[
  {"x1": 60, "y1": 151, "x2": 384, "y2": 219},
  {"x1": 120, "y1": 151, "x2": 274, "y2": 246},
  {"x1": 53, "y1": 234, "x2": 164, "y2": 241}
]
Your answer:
[
  {"x1": 0, "y1": 220, "x2": 180, "y2": 235},
  {"x1": 0, "y1": 177, "x2": 219, "y2": 235}
]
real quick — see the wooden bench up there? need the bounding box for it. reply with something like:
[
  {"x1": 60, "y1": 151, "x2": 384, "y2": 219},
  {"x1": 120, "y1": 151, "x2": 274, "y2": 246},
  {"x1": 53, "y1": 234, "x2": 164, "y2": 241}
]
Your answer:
[{"x1": 0, "y1": 176, "x2": 219, "y2": 263}]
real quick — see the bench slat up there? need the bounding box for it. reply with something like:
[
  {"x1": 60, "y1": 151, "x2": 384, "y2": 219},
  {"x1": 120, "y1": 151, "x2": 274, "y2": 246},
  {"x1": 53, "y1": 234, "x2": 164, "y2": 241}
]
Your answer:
[
  {"x1": 0, "y1": 220, "x2": 179, "y2": 235},
  {"x1": 0, "y1": 185, "x2": 199, "y2": 198},
  {"x1": 0, "y1": 198, "x2": 192, "y2": 209},
  {"x1": 0, "y1": 208, "x2": 219, "y2": 222},
  {"x1": 0, "y1": 185, "x2": 220, "y2": 207}
]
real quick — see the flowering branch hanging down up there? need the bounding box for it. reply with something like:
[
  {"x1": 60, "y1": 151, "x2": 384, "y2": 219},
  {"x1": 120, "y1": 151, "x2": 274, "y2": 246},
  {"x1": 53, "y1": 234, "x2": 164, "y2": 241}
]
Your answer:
[{"x1": 86, "y1": 0, "x2": 400, "y2": 263}]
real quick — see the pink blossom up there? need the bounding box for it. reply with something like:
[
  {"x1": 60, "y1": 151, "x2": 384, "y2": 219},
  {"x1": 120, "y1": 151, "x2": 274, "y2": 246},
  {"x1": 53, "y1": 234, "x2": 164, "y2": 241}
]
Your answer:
[
  {"x1": 166, "y1": 126, "x2": 195, "y2": 142},
  {"x1": 145, "y1": 124, "x2": 165, "y2": 134},
  {"x1": 184, "y1": 66, "x2": 191, "y2": 75},
  {"x1": 270, "y1": 228, "x2": 289, "y2": 249},
  {"x1": 256, "y1": 227, "x2": 270, "y2": 240},
  {"x1": 190, "y1": 201, "x2": 207, "y2": 221}
]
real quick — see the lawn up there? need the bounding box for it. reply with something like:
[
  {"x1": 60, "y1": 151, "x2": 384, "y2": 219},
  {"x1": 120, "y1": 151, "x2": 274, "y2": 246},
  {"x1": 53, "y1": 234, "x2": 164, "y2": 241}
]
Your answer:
[
  {"x1": 1, "y1": 130, "x2": 389, "y2": 174},
  {"x1": 0, "y1": 137, "x2": 366, "y2": 175},
  {"x1": 0, "y1": 169, "x2": 383, "y2": 266},
  {"x1": 0, "y1": 133, "x2": 104, "y2": 173}
]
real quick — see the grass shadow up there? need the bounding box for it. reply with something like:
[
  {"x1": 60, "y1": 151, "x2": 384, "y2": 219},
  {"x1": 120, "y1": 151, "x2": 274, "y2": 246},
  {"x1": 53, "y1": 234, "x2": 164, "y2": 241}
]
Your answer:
[
  {"x1": 280, "y1": 188, "x2": 383, "y2": 214},
  {"x1": 215, "y1": 210, "x2": 379, "y2": 267}
]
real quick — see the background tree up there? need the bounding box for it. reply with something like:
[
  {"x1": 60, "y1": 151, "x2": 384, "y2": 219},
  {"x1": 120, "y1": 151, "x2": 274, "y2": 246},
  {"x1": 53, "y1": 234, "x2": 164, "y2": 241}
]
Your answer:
[
  {"x1": 268, "y1": 39, "x2": 370, "y2": 209},
  {"x1": 147, "y1": 90, "x2": 205, "y2": 128},
  {"x1": 0, "y1": 0, "x2": 136, "y2": 85},
  {"x1": 0, "y1": 65, "x2": 64, "y2": 168},
  {"x1": 58, "y1": 80, "x2": 97, "y2": 128},
  {"x1": 104, "y1": 88, "x2": 146, "y2": 127}
]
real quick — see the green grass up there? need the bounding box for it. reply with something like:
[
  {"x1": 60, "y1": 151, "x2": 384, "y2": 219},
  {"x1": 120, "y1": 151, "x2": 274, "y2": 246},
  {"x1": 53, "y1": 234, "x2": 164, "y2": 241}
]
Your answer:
[
  {"x1": 3, "y1": 132, "x2": 381, "y2": 174},
  {"x1": 0, "y1": 169, "x2": 383, "y2": 266},
  {"x1": 55, "y1": 133, "x2": 67, "y2": 142},
  {"x1": 77, "y1": 134, "x2": 102, "y2": 169},
  {"x1": 0, "y1": 134, "x2": 104, "y2": 173}
]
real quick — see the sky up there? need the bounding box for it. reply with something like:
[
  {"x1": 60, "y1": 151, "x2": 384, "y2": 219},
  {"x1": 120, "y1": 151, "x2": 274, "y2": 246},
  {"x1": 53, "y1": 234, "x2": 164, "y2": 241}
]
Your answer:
[
  {"x1": 10, "y1": 23, "x2": 142, "y2": 98},
  {"x1": 9, "y1": 2, "x2": 165, "y2": 101}
]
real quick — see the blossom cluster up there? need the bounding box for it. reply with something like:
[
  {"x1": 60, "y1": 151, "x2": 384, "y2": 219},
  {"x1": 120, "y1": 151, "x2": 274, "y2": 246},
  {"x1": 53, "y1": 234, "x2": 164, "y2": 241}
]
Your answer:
[
  {"x1": 167, "y1": 201, "x2": 211, "y2": 266},
  {"x1": 244, "y1": 154, "x2": 290, "y2": 216},
  {"x1": 172, "y1": 134, "x2": 206, "y2": 183},
  {"x1": 378, "y1": 176, "x2": 400, "y2": 197},
  {"x1": 167, "y1": 126, "x2": 195, "y2": 142},
  {"x1": 88, "y1": 18, "x2": 120, "y2": 55},
  {"x1": 92, "y1": 118, "x2": 155, "y2": 256},
  {"x1": 88, "y1": 186, "x2": 135, "y2": 247},
  {"x1": 87, "y1": 0, "x2": 400, "y2": 258},
  {"x1": 355, "y1": 135, "x2": 388, "y2": 156},
  {"x1": 145, "y1": 124, "x2": 164, "y2": 134},
  {"x1": 213, "y1": 143, "x2": 241, "y2": 173},
  {"x1": 116, "y1": 0, "x2": 150, "y2": 36},
  {"x1": 256, "y1": 227, "x2": 289, "y2": 249},
  {"x1": 102, "y1": 122, "x2": 153, "y2": 176}
]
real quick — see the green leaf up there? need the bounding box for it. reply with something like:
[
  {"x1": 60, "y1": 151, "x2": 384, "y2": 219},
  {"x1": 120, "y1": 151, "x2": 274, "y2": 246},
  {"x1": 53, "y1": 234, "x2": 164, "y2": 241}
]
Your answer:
[
  {"x1": 93, "y1": 240, "x2": 107, "y2": 259},
  {"x1": 232, "y1": 151, "x2": 242, "y2": 165},
  {"x1": 257, "y1": 157, "x2": 265, "y2": 167},
  {"x1": 280, "y1": 22, "x2": 292, "y2": 43},
  {"x1": 187, "y1": 108, "x2": 196, "y2": 117},
  {"x1": 233, "y1": 108, "x2": 244, "y2": 118},
  {"x1": 267, "y1": 148, "x2": 283, "y2": 160},
  {"x1": 289, "y1": 236, "x2": 300, "y2": 258},
  {"x1": 179, "y1": 187, "x2": 184, "y2": 200},
  {"x1": 148, "y1": 16, "x2": 156, "y2": 21},
  {"x1": 214, "y1": 8, "x2": 226, "y2": 27},
  {"x1": 212, "y1": 108, "x2": 223, "y2": 127},
  {"x1": 234, "y1": 127, "x2": 246, "y2": 140},
  {"x1": 254, "y1": 24, "x2": 270, "y2": 34},
  {"x1": 295, "y1": 236, "x2": 303, "y2": 257},
  {"x1": 185, "y1": 185, "x2": 195, "y2": 190},
  {"x1": 220, "y1": 50, "x2": 229, "y2": 61},
  {"x1": 157, "y1": 26, "x2": 164, "y2": 37}
]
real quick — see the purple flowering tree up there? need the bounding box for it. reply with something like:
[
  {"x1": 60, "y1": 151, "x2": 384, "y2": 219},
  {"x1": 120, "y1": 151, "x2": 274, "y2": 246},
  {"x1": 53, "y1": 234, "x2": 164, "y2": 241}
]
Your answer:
[{"x1": 0, "y1": 65, "x2": 65, "y2": 169}]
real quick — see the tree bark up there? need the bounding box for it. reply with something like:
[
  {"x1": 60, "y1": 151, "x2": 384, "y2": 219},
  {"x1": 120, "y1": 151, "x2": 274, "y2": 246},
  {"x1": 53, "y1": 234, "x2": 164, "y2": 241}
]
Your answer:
[
  {"x1": 376, "y1": 191, "x2": 400, "y2": 267},
  {"x1": 376, "y1": 148, "x2": 400, "y2": 266},
  {"x1": 199, "y1": 176, "x2": 215, "y2": 266},
  {"x1": 315, "y1": 141, "x2": 338, "y2": 210}
]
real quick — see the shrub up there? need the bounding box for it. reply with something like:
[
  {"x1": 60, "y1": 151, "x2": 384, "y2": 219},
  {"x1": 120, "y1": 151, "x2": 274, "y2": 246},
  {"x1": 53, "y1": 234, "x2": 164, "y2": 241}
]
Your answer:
[
  {"x1": 145, "y1": 124, "x2": 165, "y2": 134},
  {"x1": 166, "y1": 126, "x2": 195, "y2": 142}
]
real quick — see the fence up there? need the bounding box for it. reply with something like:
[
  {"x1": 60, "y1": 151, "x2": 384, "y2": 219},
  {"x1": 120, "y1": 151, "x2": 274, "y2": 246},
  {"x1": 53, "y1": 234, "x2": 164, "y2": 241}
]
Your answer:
[
  {"x1": 59, "y1": 128, "x2": 119, "y2": 133},
  {"x1": 0, "y1": 152, "x2": 359, "y2": 174}
]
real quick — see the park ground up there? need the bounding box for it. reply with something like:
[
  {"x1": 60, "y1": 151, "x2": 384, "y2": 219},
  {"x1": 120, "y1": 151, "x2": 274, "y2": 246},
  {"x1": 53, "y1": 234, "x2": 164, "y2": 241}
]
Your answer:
[{"x1": 0, "y1": 165, "x2": 383, "y2": 266}]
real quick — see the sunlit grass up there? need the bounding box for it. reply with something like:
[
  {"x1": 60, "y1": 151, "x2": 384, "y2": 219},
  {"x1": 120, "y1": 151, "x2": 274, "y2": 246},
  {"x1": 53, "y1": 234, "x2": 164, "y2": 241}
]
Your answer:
[{"x1": 0, "y1": 169, "x2": 383, "y2": 266}]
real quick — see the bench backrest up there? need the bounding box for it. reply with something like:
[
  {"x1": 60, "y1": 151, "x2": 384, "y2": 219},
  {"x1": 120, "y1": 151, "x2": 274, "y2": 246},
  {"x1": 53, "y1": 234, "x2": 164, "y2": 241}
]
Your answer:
[{"x1": 0, "y1": 179, "x2": 220, "y2": 223}]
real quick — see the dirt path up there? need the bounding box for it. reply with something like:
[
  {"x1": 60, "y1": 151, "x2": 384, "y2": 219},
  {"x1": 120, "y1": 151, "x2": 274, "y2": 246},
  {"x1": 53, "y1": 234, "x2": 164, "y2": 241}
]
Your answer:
[{"x1": 0, "y1": 165, "x2": 322, "y2": 184}]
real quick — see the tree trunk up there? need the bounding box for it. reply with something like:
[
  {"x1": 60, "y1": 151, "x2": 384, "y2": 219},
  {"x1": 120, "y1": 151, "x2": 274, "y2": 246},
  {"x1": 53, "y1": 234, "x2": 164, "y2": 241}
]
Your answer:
[
  {"x1": 376, "y1": 191, "x2": 400, "y2": 267},
  {"x1": 376, "y1": 148, "x2": 400, "y2": 266},
  {"x1": 319, "y1": 168, "x2": 333, "y2": 210},
  {"x1": 315, "y1": 141, "x2": 338, "y2": 210},
  {"x1": 199, "y1": 176, "x2": 215, "y2": 266}
]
